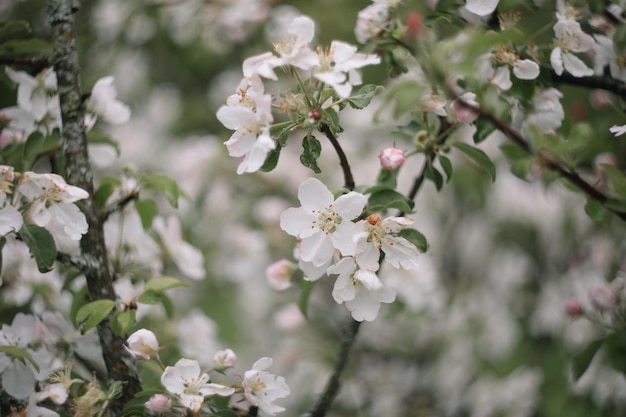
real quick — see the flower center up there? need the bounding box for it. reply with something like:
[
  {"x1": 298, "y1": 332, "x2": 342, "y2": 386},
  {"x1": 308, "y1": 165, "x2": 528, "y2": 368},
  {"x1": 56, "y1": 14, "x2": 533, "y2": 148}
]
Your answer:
[{"x1": 313, "y1": 205, "x2": 342, "y2": 234}]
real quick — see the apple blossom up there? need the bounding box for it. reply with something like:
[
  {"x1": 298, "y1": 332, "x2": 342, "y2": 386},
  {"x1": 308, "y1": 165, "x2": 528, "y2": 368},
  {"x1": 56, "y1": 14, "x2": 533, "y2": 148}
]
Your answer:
[
  {"x1": 610, "y1": 125, "x2": 626, "y2": 137},
  {"x1": 0, "y1": 313, "x2": 38, "y2": 399},
  {"x1": 550, "y1": 12, "x2": 595, "y2": 77},
  {"x1": 451, "y1": 92, "x2": 480, "y2": 123},
  {"x1": 153, "y1": 215, "x2": 206, "y2": 280},
  {"x1": 564, "y1": 298, "x2": 583, "y2": 317},
  {"x1": 379, "y1": 146, "x2": 405, "y2": 170},
  {"x1": 272, "y1": 16, "x2": 319, "y2": 70},
  {"x1": 86, "y1": 76, "x2": 131, "y2": 126},
  {"x1": 213, "y1": 349, "x2": 237, "y2": 369},
  {"x1": 280, "y1": 178, "x2": 367, "y2": 267},
  {"x1": 125, "y1": 329, "x2": 160, "y2": 360},
  {"x1": 328, "y1": 257, "x2": 396, "y2": 322},
  {"x1": 5, "y1": 67, "x2": 59, "y2": 123},
  {"x1": 465, "y1": 0, "x2": 500, "y2": 16},
  {"x1": 145, "y1": 393, "x2": 172, "y2": 413},
  {"x1": 355, "y1": 0, "x2": 392, "y2": 44},
  {"x1": 265, "y1": 259, "x2": 296, "y2": 292},
  {"x1": 161, "y1": 358, "x2": 235, "y2": 412},
  {"x1": 240, "y1": 357, "x2": 290, "y2": 415}
]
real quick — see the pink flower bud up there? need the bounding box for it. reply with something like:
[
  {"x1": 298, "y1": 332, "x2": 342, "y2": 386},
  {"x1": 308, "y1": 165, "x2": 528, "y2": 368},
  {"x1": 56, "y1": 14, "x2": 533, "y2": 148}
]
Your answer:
[
  {"x1": 588, "y1": 287, "x2": 616, "y2": 312},
  {"x1": 405, "y1": 12, "x2": 422, "y2": 40},
  {"x1": 266, "y1": 259, "x2": 296, "y2": 292},
  {"x1": 451, "y1": 92, "x2": 480, "y2": 123},
  {"x1": 145, "y1": 394, "x2": 171, "y2": 413},
  {"x1": 564, "y1": 298, "x2": 583, "y2": 317},
  {"x1": 379, "y1": 147, "x2": 405, "y2": 170}
]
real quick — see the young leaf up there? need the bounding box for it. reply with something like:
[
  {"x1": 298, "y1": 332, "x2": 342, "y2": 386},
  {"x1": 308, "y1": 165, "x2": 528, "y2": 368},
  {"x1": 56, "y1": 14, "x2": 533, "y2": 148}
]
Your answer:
[
  {"x1": 18, "y1": 224, "x2": 57, "y2": 273},
  {"x1": 260, "y1": 142, "x2": 282, "y2": 172},
  {"x1": 135, "y1": 199, "x2": 158, "y2": 229},
  {"x1": 601, "y1": 164, "x2": 626, "y2": 197},
  {"x1": 94, "y1": 176, "x2": 122, "y2": 208},
  {"x1": 76, "y1": 299, "x2": 116, "y2": 334},
  {"x1": 368, "y1": 188, "x2": 415, "y2": 213},
  {"x1": 23, "y1": 131, "x2": 60, "y2": 161},
  {"x1": 604, "y1": 331, "x2": 626, "y2": 374},
  {"x1": 424, "y1": 164, "x2": 444, "y2": 191},
  {"x1": 452, "y1": 142, "x2": 496, "y2": 182},
  {"x1": 438, "y1": 154, "x2": 453, "y2": 182},
  {"x1": 0, "y1": 21, "x2": 32, "y2": 43},
  {"x1": 347, "y1": 84, "x2": 383, "y2": 109},
  {"x1": 110, "y1": 310, "x2": 136, "y2": 337},
  {"x1": 300, "y1": 135, "x2": 322, "y2": 173},
  {"x1": 585, "y1": 200, "x2": 606, "y2": 222},
  {"x1": 0, "y1": 39, "x2": 50, "y2": 56},
  {"x1": 298, "y1": 279, "x2": 315, "y2": 319},
  {"x1": 141, "y1": 173, "x2": 184, "y2": 208},
  {"x1": 398, "y1": 228, "x2": 429, "y2": 252},
  {"x1": 571, "y1": 338, "x2": 603, "y2": 381},
  {"x1": 144, "y1": 276, "x2": 189, "y2": 293},
  {"x1": 0, "y1": 346, "x2": 40, "y2": 372},
  {"x1": 376, "y1": 167, "x2": 398, "y2": 188}
]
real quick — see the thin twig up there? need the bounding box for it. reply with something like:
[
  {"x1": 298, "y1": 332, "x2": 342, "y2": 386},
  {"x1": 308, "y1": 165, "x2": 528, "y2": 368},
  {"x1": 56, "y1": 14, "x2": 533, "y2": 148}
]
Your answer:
[
  {"x1": 100, "y1": 191, "x2": 139, "y2": 222},
  {"x1": 307, "y1": 320, "x2": 362, "y2": 417},
  {"x1": 319, "y1": 123, "x2": 355, "y2": 191},
  {"x1": 550, "y1": 69, "x2": 626, "y2": 101},
  {"x1": 456, "y1": 98, "x2": 626, "y2": 222}
]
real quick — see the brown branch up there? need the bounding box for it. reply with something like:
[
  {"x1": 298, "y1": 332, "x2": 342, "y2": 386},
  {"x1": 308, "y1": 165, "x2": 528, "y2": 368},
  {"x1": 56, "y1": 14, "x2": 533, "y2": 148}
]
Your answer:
[
  {"x1": 47, "y1": 0, "x2": 141, "y2": 411},
  {"x1": 100, "y1": 191, "x2": 139, "y2": 222},
  {"x1": 307, "y1": 320, "x2": 361, "y2": 417},
  {"x1": 319, "y1": 123, "x2": 355, "y2": 191},
  {"x1": 456, "y1": 98, "x2": 626, "y2": 222},
  {"x1": 550, "y1": 69, "x2": 626, "y2": 101}
]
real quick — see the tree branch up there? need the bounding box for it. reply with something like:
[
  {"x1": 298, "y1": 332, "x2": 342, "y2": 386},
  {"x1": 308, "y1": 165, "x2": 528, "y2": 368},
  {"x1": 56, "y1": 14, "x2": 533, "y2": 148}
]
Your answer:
[
  {"x1": 456, "y1": 98, "x2": 626, "y2": 222},
  {"x1": 307, "y1": 320, "x2": 361, "y2": 417},
  {"x1": 47, "y1": 0, "x2": 141, "y2": 410},
  {"x1": 550, "y1": 69, "x2": 626, "y2": 100},
  {"x1": 319, "y1": 123, "x2": 355, "y2": 191}
]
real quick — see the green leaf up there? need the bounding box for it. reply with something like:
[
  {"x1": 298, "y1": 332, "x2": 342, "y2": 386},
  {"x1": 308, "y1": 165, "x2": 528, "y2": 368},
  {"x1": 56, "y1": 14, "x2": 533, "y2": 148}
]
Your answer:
[
  {"x1": 424, "y1": 164, "x2": 444, "y2": 191},
  {"x1": 94, "y1": 176, "x2": 122, "y2": 208},
  {"x1": 347, "y1": 84, "x2": 384, "y2": 109},
  {"x1": 571, "y1": 339, "x2": 603, "y2": 381},
  {"x1": 383, "y1": 80, "x2": 424, "y2": 119},
  {"x1": 298, "y1": 280, "x2": 315, "y2": 319},
  {"x1": 23, "y1": 131, "x2": 60, "y2": 161},
  {"x1": 438, "y1": 154, "x2": 453, "y2": 182},
  {"x1": 0, "y1": 39, "x2": 50, "y2": 56},
  {"x1": 376, "y1": 167, "x2": 398, "y2": 189},
  {"x1": 144, "y1": 276, "x2": 188, "y2": 293},
  {"x1": 585, "y1": 200, "x2": 606, "y2": 222},
  {"x1": 70, "y1": 286, "x2": 89, "y2": 327},
  {"x1": 324, "y1": 108, "x2": 343, "y2": 133},
  {"x1": 367, "y1": 188, "x2": 415, "y2": 213},
  {"x1": 0, "y1": 346, "x2": 40, "y2": 372},
  {"x1": 474, "y1": 116, "x2": 496, "y2": 144},
  {"x1": 452, "y1": 142, "x2": 496, "y2": 182},
  {"x1": 110, "y1": 310, "x2": 136, "y2": 337},
  {"x1": 18, "y1": 224, "x2": 57, "y2": 273},
  {"x1": 605, "y1": 331, "x2": 626, "y2": 374},
  {"x1": 260, "y1": 142, "x2": 281, "y2": 172},
  {"x1": 134, "y1": 199, "x2": 158, "y2": 229},
  {"x1": 602, "y1": 164, "x2": 626, "y2": 197},
  {"x1": 300, "y1": 135, "x2": 322, "y2": 173},
  {"x1": 602, "y1": 197, "x2": 626, "y2": 214},
  {"x1": 398, "y1": 228, "x2": 428, "y2": 252},
  {"x1": 76, "y1": 299, "x2": 116, "y2": 334},
  {"x1": 0, "y1": 21, "x2": 32, "y2": 43},
  {"x1": 87, "y1": 130, "x2": 121, "y2": 156},
  {"x1": 141, "y1": 173, "x2": 184, "y2": 208}
]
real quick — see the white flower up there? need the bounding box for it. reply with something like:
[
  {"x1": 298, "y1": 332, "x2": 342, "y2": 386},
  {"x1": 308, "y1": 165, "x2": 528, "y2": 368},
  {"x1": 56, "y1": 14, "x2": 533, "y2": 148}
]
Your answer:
[
  {"x1": 0, "y1": 313, "x2": 38, "y2": 399},
  {"x1": 314, "y1": 41, "x2": 380, "y2": 98},
  {"x1": 465, "y1": 0, "x2": 499, "y2": 16},
  {"x1": 550, "y1": 14, "x2": 595, "y2": 77},
  {"x1": 419, "y1": 94, "x2": 447, "y2": 116},
  {"x1": 213, "y1": 349, "x2": 237, "y2": 369},
  {"x1": 280, "y1": 178, "x2": 367, "y2": 267},
  {"x1": 328, "y1": 257, "x2": 396, "y2": 322},
  {"x1": 610, "y1": 124, "x2": 626, "y2": 137},
  {"x1": 522, "y1": 88, "x2": 564, "y2": 134},
  {"x1": 17, "y1": 172, "x2": 89, "y2": 241},
  {"x1": 161, "y1": 358, "x2": 235, "y2": 413},
  {"x1": 5, "y1": 67, "x2": 58, "y2": 122},
  {"x1": 272, "y1": 16, "x2": 319, "y2": 70},
  {"x1": 243, "y1": 52, "x2": 281, "y2": 81},
  {"x1": 125, "y1": 329, "x2": 160, "y2": 360},
  {"x1": 241, "y1": 357, "x2": 290, "y2": 415},
  {"x1": 0, "y1": 205, "x2": 23, "y2": 236},
  {"x1": 355, "y1": 1, "x2": 391, "y2": 44},
  {"x1": 216, "y1": 79, "x2": 276, "y2": 175},
  {"x1": 86, "y1": 76, "x2": 131, "y2": 126},
  {"x1": 153, "y1": 215, "x2": 206, "y2": 280},
  {"x1": 354, "y1": 214, "x2": 420, "y2": 271}
]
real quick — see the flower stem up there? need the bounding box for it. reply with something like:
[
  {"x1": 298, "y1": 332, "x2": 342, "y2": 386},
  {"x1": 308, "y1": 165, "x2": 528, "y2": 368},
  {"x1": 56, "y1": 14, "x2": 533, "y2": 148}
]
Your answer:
[{"x1": 319, "y1": 123, "x2": 355, "y2": 191}]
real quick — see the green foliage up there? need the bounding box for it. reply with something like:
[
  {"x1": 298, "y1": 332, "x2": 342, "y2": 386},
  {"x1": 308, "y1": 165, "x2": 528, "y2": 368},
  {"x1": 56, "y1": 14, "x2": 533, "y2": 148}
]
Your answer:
[
  {"x1": 438, "y1": 154, "x2": 453, "y2": 182},
  {"x1": 376, "y1": 167, "x2": 398, "y2": 189},
  {"x1": 602, "y1": 164, "x2": 626, "y2": 198},
  {"x1": 366, "y1": 186, "x2": 415, "y2": 213},
  {"x1": 260, "y1": 142, "x2": 282, "y2": 172},
  {"x1": 110, "y1": 310, "x2": 136, "y2": 337},
  {"x1": 500, "y1": 143, "x2": 532, "y2": 179},
  {"x1": 134, "y1": 199, "x2": 158, "y2": 229},
  {"x1": 141, "y1": 173, "x2": 185, "y2": 208},
  {"x1": 0, "y1": 38, "x2": 49, "y2": 57},
  {"x1": 23, "y1": 131, "x2": 60, "y2": 163},
  {"x1": 298, "y1": 279, "x2": 316, "y2": 319},
  {"x1": 424, "y1": 163, "x2": 444, "y2": 191},
  {"x1": 18, "y1": 224, "x2": 56, "y2": 273},
  {"x1": 87, "y1": 130, "x2": 121, "y2": 156},
  {"x1": 300, "y1": 135, "x2": 322, "y2": 173},
  {"x1": 382, "y1": 80, "x2": 424, "y2": 119},
  {"x1": 452, "y1": 142, "x2": 496, "y2": 182},
  {"x1": 604, "y1": 331, "x2": 626, "y2": 374},
  {"x1": 571, "y1": 339, "x2": 604, "y2": 381},
  {"x1": 95, "y1": 176, "x2": 122, "y2": 209},
  {"x1": 144, "y1": 276, "x2": 188, "y2": 292},
  {"x1": 347, "y1": 84, "x2": 384, "y2": 110},
  {"x1": 584, "y1": 200, "x2": 607, "y2": 222},
  {"x1": 398, "y1": 228, "x2": 429, "y2": 252},
  {"x1": 75, "y1": 299, "x2": 116, "y2": 334},
  {"x1": 137, "y1": 277, "x2": 188, "y2": 318}
]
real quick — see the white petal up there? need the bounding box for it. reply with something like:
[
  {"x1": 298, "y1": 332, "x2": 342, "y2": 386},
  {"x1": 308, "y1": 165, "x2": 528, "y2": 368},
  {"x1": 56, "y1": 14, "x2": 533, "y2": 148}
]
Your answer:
[
  {"x1": 550, "y1": 47, "x2": 564, "y2": 76},
  {"x1": 562, "y1": 52, "x2": 595, "y2": 77},
  {"x1": 465, "y1": 0, "x2": 499, "y2": 16},
  {"x1": 300, "y1": 232, "x2": 335, "y2": 266},
  {"x1": 280, "y1": 207, "x2": 316, "y2": 238},
  {"x1": 297, "y1": 178, "x2": 333, "y2": 210},
  {"x1": 513, "y1": 59, "x2": 540, "y2": 80},
  {"x1": 490, "y1": 66, "x2": 512, "y2": 90},
  {"x1": 333, "y1": 191, "x2": 367, "y2": 220},
  {"x1": 0, "y1": 205, "x2": 23, "y2": 235}
]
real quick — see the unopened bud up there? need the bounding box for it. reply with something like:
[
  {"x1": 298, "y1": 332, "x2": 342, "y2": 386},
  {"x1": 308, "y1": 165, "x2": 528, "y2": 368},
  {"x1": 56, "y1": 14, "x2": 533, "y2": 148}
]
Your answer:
[
  {"x1": 266, "y1": 259, "x2": 296, "y2": 292},
  {"x1": 451, "y1": 92, "x2": 480, "y2": 123},
  {"x1": 379, "y1": 147, "x2": 405, "y2": 170},
  {"x1": 564, "y1": 298, "x2": 583, "y2": 317},
  {"x1": 310, "y1": 110, "x2": 321, "y2": 120},
  {"x1": 213, "y1": 348, "x2": 237, "y2": 369},
  {"x1": 405, "y1": 12, "x2": 422, "y2": 40},
  {"x1": 145, "y1": 394, "x2": 171, "y2": 413}
]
